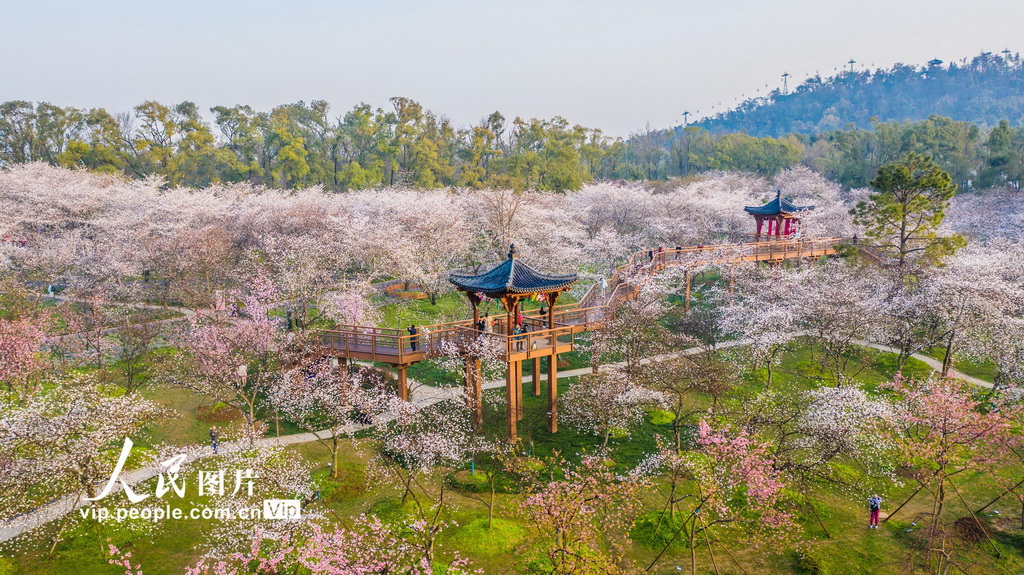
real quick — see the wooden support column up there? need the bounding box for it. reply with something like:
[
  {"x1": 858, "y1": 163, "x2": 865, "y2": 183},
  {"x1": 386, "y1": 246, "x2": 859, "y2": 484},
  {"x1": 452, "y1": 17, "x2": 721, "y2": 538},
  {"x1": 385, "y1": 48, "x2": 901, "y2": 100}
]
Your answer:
[
  {"x1": 547, "y1": 291, "x2": 559, "y2": 433},
  {"x1": 506, "y1": 359, "x2": 517, "y2": 440},
  {"x1": 728, "y1": 267, "x2": 735, "y2": 297},
  {"x1": 684, "y1": 269, "x2": 692, "y2": 313},
  {"x1": 515, "y1": 360, "x2": 524, "y2": 421},
  {"x1": 397, "y1": 365, "x2": 409, "y2": 402},
  {"x1": 532, "y1": 357, "x2": 541, "y2": 396}
]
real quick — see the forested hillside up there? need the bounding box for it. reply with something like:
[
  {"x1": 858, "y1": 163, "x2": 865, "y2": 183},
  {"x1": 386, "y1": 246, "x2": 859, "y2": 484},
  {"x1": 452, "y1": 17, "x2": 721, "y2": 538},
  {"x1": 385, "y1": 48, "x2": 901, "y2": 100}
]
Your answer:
[
  {"x1": 693, "y1": 51, "x2": 1024, "y2": 137},
  {"x1": 3, "y1": 51, "x2": 1024, "y2": 192}
]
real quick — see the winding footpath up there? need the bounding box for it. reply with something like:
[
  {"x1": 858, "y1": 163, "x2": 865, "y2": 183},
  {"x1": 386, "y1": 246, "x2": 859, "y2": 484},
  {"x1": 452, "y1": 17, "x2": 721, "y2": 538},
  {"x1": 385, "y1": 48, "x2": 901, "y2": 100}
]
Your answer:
[{"x1": 0, "y1": 336, "x2": 990, "y2": 544}]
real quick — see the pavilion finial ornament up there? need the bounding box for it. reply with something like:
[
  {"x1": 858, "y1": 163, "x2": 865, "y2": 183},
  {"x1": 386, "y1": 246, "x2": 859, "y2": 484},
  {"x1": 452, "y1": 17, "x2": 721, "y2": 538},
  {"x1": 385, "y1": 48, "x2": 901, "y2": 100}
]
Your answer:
[{"x1": 508, "y1": 243, "x2": 517, "y2": 259}]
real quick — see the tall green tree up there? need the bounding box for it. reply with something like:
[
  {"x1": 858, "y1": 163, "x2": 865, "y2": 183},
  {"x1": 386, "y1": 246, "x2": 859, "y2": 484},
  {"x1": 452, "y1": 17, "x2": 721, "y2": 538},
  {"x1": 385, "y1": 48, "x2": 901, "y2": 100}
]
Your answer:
[{"x1": 851, "y1": 152, "x2": 964, "y2": 270}]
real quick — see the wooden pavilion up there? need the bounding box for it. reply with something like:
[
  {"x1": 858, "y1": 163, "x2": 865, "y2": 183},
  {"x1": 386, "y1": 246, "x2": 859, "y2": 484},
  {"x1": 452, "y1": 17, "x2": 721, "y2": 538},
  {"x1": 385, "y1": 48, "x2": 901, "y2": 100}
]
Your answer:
[
  {"x1": 449, "y1": 244, "x2": 578, "y2": 440},
  {"x1": 744, "y1": 190, "x2": 814, "y2": 241}
]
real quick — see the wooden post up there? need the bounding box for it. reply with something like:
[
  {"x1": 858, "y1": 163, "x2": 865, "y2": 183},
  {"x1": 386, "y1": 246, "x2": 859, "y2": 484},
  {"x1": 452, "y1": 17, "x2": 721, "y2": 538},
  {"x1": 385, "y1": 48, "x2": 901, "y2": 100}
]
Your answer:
[
  {"x1": 506, "y1": 359, "x2": 517, "y2": 440},
  {"x1": 684, "y1": 269, "x2": 692, "y2": 313},
  {"x1": 397, "y1": 365, "x2": 409, "y2": 402},
  {"x1": 728, "y1": 267, "x2": 735, "y2": 297},
  {"x1": 547, "y1": 291, "x2": 559, "y2": 433},
  {"x1": 532, "y1": 357, "x2": 541, "y2": 396},
  {"x1": 515, "y1": 360, "x2": 523, "y2": 421}
]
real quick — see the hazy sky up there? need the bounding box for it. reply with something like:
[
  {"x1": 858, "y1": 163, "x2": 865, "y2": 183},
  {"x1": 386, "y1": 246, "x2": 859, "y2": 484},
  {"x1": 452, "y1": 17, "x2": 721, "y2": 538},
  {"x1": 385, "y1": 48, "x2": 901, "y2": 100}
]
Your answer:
[{"x1": 3, "y1": 0, "x2": 1023, "y2": 137}]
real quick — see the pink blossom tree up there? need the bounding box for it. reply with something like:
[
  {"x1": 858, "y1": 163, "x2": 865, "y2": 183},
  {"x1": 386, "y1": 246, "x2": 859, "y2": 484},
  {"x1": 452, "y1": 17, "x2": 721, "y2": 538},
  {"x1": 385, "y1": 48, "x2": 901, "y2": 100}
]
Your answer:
[
  {"x1": 521, "y1": 456, "x2": 648, "y2": 574},
  {"x1": 641, "y1": 420, "x2": 794, "y2": 574},
  {"x1": 883, "y1": 375, "x2": 1015, "y2": 570},
  {"x1": 0, "y1": 315, "x2": 46, "y2": 400},
  {"x1": 174, "y1": 275, "x2": 288, "y2": 442}
]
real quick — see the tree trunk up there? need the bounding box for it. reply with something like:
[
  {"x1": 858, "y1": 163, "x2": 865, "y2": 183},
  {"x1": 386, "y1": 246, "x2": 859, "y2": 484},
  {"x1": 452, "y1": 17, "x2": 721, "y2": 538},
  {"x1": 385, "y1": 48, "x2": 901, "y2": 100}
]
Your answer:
[
  {"x1": 332, "y1": 437, "x2": 341, "y2": 479},
  {"x1": 942, "y1": 334, "x2": 955, "y2": 377}
]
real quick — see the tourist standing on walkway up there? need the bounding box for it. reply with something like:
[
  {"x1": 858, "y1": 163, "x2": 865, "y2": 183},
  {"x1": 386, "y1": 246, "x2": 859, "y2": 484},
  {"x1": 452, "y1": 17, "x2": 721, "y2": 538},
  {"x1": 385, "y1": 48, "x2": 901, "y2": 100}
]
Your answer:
[
  {"x1": 483, "y1": 313, "x2": 493, "y2": 333},
  {"x1": 210, "y1": 426, "x2": 220, "y2": 454},
  {"x1": 868, "y1": 494, "x2": 882, "y2": 528},
  {"x1": 408, "y1": 324, "x2": 418, "y2": 352}
]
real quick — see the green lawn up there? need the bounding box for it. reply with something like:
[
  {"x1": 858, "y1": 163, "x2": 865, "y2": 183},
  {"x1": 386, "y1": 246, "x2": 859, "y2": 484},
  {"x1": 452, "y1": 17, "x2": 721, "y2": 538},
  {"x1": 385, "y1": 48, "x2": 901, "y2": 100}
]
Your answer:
[
  {"x1": 7, "y1": 336, "x2": 1022, "y2": 575},
  {"x1": 921, "y1": 346, "x2": 1001, "y2": 382}
]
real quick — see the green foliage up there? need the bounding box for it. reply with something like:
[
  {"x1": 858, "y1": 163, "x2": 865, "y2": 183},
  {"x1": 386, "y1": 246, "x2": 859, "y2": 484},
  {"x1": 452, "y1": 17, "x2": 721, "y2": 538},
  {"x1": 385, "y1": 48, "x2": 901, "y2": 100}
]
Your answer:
[
  {"x1": 367, "y1": 496, "x2": 417, "y2": 523},
  {"x1": 852, "y1": 152, "x2": 963, "y2": 267},
  {"x1": 648, "y1": 409, "x2": 676, "y2": 425},
  {"x1": 447, "y1": 518, "x2": 525, "y2": 557},
  {"x1": 630, "y1": 511, "x2": 687, "y2": 551},
  {"x1": 793, "y1": 548, "x2": 829, "y2": 575}
]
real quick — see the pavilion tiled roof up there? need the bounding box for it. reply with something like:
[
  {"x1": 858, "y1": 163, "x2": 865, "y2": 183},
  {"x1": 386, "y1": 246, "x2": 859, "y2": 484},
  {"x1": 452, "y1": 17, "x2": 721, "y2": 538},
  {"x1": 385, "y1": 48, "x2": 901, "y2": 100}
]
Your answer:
[
  {"x1": 449, "y1": 244, "x2": 578, "y2": 296},
  {"x1": 743, "y1": 190, "x2": 814, "y2": 216}
]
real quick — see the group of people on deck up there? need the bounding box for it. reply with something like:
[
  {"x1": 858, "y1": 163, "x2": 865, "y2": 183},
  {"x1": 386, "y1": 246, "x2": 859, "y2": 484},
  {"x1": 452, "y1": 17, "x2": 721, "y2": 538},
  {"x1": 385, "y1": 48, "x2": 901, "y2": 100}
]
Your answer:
[{"x1": 469, "y1": 309, "x2": 542, "y2": 351}]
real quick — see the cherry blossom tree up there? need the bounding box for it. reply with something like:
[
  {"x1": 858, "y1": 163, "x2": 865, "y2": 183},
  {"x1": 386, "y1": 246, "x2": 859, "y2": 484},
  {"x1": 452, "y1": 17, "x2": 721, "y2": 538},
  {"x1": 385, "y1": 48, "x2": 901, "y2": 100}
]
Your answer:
[
  {"x1": 106, "y1": 312, "x2": 165, "y2": 395},
  {"x1": 740, "y1": 386, "x2": 895, "y2": 537},
  {"x1": 521, "y1": 456, "x2": 648, "y2": 574},
  {"x1": 717, "y1": 263, "x2": 802, "y2": 387},
  {"x1": 173, "y1": 275, "x2": 288, "y2": 442},
  {"x1": 0, "y1": 315, "x2": 46, "y2": 400},
  {"x1": 638, "y1": 353, "x2": 737, "y2": 450},
  {"x1": 371, "y1": 397, "x2": 479, "y2": 566},
  {"x1": 561, "y1": 369, "x2": 666, "y2": 448},
  {"x1": 0, "y1": 372, "x2": 164, "y2": 550},
  {"x1": 111, "y1": 516, "x2": 477, "y2": 574},
  {"x1": 590, "y1": 278, "x2": 679, "y2": 375},
  {"x1": 641, "y1": 420, "x2": 794, "y2": 574},
  {"x1": 928, "y1": 240, "x2": 1024, "y2": 377},
  {"x1": 270, "y1": 361, "x2": 390, "y2": 478},
  {"x1": 883, "y1": 375, "x2": 1015, "y2": 570},
  {"x1": 790, "y1": 260, "x2": 885, "y2": 385}
]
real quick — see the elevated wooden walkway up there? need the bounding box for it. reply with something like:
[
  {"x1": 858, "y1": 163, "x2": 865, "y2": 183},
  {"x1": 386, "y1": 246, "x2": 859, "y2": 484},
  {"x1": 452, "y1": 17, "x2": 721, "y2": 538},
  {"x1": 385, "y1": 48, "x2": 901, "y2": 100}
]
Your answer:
[{"x1": 317, "y1": 237, "x2": 844, "y2": 367}]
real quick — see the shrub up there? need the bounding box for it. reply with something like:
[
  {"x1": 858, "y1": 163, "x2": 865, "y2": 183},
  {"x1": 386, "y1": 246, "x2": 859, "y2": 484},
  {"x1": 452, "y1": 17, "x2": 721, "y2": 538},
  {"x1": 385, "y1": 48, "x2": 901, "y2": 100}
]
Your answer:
[
  {"x1": 447, "y1": 518, "x2": 525, "y2": 557},
  {"x1": 794, "y1": 549, "x2": 828, "y2": 575},
  {"x1": 631, "y1": 511, "x2": 686, "y2": 551}
]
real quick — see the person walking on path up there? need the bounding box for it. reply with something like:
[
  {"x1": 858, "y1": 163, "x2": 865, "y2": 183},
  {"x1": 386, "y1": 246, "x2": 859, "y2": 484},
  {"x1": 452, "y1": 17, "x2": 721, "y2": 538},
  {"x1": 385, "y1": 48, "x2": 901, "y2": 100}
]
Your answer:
[
  {"x1": 407, "y1": 324, "x2": 419, "y2": 352},
  {"x1": 210, "y1": 426, "x2": 220, "y2": 454},
  {"x1": 869, "y1": 494, "x2": 882, "y2": 528},
  {"x1": 483, "y1": 313, "x2": 493, "y2": 334}
]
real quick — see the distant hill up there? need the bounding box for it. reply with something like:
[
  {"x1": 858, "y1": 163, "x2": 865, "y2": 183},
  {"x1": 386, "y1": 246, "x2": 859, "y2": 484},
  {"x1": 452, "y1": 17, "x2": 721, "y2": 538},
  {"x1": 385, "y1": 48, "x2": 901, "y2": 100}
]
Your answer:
[{"x1": 689, "y1": 52, "x2": 1024, "y2": 138}]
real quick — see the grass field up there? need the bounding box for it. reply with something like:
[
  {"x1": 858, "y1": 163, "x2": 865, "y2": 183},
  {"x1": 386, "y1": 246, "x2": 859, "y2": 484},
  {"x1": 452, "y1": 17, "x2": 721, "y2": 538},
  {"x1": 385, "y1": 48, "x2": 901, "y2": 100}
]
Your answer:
[{"x1": 5, "y1": 331, "x2": 1020, "y2": 574}]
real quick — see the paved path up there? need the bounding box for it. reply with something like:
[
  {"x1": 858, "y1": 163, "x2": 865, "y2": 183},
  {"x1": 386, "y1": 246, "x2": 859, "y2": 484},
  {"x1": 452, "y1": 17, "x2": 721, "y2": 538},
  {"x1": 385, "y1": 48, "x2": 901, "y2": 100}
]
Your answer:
[{"x1": 0, "y1": 338, "x2": 990, "y2": 543}]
